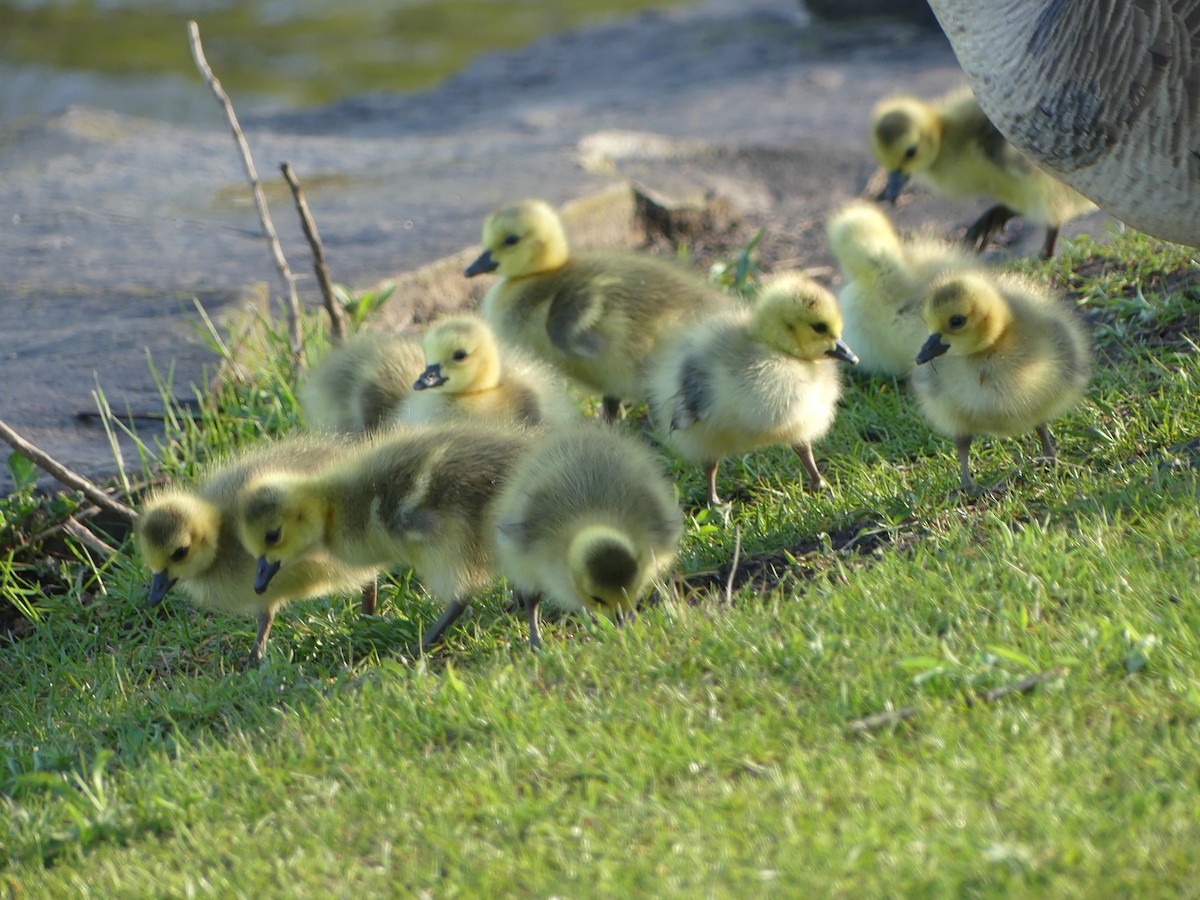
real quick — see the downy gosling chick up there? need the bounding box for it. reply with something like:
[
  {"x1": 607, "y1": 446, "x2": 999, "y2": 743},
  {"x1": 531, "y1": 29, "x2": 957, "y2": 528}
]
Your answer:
[
  {"x1": 400, "y1": 315, "x2": 577, "y2": 428},
  {"x1": 647, "y1": 271, "x2": 858, "y2": 505},
  {"x1": 912, "y1": 270, "x2": 1091, "y2": 491},
  {"x1": 136, "y1": 436, "x2": 380, "y2": 665},
  {"x1": 827, "y1": 199, "x2": 976, "y2": 377},
  {"x1": 869, "y1": 87, "x2": 1094, "y2": 257},
  {"x1": 237, "y1": 423, "x2": 532, "y2": 655},
  {"x1": 300, "y1": 331, "x2": 427, "y2": 433},
  {"x1": 465, "y1": 198, "x2": 729, "y2": 420},
  {"x1": 492, "y1": 424, "x2": 682, "y2": 648}
]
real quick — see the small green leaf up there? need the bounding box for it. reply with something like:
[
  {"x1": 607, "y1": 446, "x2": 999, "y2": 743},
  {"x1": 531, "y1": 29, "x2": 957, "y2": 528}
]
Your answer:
[
  {"x1": 7, "y1": 451, "x2": 37, "y2": 490},
  {"x1": 444, "y1": 664, "x2": 467, "y2": 697},
  {"x1": 987, "y1": 644, "x2": 1037, "y2": 670},
  {"x1": 899, "y1": 655, "x2": 943, "y2": 672}
]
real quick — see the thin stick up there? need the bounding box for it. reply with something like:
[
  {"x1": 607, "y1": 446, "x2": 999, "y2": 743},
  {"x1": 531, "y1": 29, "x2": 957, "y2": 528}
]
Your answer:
[
  {"x1": 61, "y1": 517, "x2": 119, "y2": 557},
  {"x1": 0, "y1": 418, "x2": 137, "y2": 521},
  {"x1": 846, "y1": 667, "x2": 1067, "y2": 734},
  {"x1": 970, "y1": 667, "x2": 1067, "y2": 706},
  {"x1": 846, "y1": 705, "x2": 919, "y2": 733},
  {"x1": 187, "y1": 20, "x2": 306, "y2": 369},
  {"x1": 30, "y1": 505, "x2": 100, "y2": 546},
  {"x1": 724, "y1": 526, "x2": 742, "y2": 605},
  {"x1": 281, "y1": 162, "x2": 348, "y2": 344},
  {"x1": 91, "y1": 380, "x2": 132, "y2": 501}
]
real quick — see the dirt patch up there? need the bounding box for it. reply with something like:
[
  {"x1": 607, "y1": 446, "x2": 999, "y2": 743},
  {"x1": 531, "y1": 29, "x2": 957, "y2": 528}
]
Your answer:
[{"x1": 677, "y1": 515, "x2": 922, "y2": 599}]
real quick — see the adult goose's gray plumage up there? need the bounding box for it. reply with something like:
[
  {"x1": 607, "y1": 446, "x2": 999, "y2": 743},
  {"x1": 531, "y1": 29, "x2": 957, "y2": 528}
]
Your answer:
[{"x1": 926, "y1": 0, "x2": 1200, "y2": 247}]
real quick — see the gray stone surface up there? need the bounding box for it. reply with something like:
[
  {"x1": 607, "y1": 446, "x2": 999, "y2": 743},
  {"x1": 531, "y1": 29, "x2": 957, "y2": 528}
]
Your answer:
[{"x1": 0, "y1": 0, "x2": 1109, "y2": 492}]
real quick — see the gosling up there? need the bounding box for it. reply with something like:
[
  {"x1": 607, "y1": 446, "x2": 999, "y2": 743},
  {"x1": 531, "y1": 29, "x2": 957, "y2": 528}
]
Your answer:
[
  {"x1": 300, "y1": 331, "x2": 426, "y2": 433},
  {"x1": 869, "y1": 87, "x2": 1094, "y2": 257},
  {"x1": 465, "y1": 198, "x2": 729, "y2": 420},
  {"x1": 827, "y1": 199, "x2": 976, "y2": 377},
  {"x1": 400, "y1": 315, "x2": 577, "y2": 428},
  {"x1": 135, "y1": 436, "x2": 379, "y2": 665},
  {"x1": 912, "y1": 270, "x2": 1091, "y2": 491},
  {"x1": 647, "y1": 271, "x2": 858, "y2": 505},
  {"x1": 236, "y1": 423, "x2": 532, "y2": 655},
  {"x1": 492, "y1": 424, "x2": 682, "y2": 648}
]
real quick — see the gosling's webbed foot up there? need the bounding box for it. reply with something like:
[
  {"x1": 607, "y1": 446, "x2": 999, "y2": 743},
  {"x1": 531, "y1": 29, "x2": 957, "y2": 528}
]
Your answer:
[
  {"x1": 601, "y1": 396, "x2": 623, "y2": 423},
  {"x1": 963, "y1": 204, "x2": 1017, "y2": 252},
  {"x1": 792, "y1": 443, "x2": 832, "y2": 495},
  {"x1": 519, "y1": 591, "x2": 544, "y2": 651},
  {"x1": 239, "y1": 609, "x2": 275, "y2": 671},
  {"x1": 360, "y1": 580, "x2": 379, "y2": 617},
  {"x1": 407, "y1": 599, "x2": 470, "y2": 658}
]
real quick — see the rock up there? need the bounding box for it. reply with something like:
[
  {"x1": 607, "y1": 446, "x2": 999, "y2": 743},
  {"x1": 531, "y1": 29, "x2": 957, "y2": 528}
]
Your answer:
[{"x1": 802, "y1": 0, "x2": 940, "y2": 29}]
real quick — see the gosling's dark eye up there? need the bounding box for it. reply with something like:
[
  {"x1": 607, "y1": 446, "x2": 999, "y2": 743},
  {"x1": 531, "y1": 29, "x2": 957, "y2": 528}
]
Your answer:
[
  {"x1": 265, "y1": 528, "x2": 281, "y2": 546},
  {"x1": 948, "y1": 314, "x2": 967, "y2": 329},
  {"x1": 590, "y1": 594, "x2": 608, "y2": 607},
  {"x1": 503, "y1": 234, "x2": 520, "y2": 246},
  {"x1": 812, "y1": 322, "x2": 829, "y2": 334},
  {"x1": 452, "y1": 349, "x2": 468, "y2": 362},
  {"x1": 904, "y1": 145, "x2": 918, "y2": 159},
  {"x1": 170, "y1": 546, "x2": 188, "y2": 562}
]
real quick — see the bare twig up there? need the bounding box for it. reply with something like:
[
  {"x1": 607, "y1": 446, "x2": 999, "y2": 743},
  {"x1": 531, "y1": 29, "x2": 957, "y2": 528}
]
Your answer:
[
  {"x1": 724, "y1": 526, "x2": 742, "y2": 605},
  {"x1": 30, "y1": 505, "x2": 100, "y2": 547},
  {"x1": 61, "y1": 517, "x2": 119, "y2": 557},
  {"x1": 281, "y1": 162, "x2": 348, "y2": 344},
  {"x1": 0, "y1": 418, "x2": 137, "y2": 521},
  {"x1": 187, "y1": 20, "x2": 306, "y2": 369},
  {"x1": 846, "y1": 667, "x2": 1068, "y2": 735},
  {"x1": 970, "y1": 667, "x2": 1067, "y2": 706},
  {"x1": 91, "y1": 379, "x2": 132, "y2": 500},
  {"x1": 846, "y1": 705, "x2": 919, "y2": 734}
]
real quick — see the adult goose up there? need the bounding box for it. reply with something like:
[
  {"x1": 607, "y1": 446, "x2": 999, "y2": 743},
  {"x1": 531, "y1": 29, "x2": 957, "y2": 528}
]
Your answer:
[{"x1": 927, "y1": 0, "x2": 1200, "y2": 247}]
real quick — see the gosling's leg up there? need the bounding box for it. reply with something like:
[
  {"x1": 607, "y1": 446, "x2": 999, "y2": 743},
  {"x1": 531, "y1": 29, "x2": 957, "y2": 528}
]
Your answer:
[
  {"x1": 413, "y1": 599, "x2": 469, "y2": 656},
  {"x1": 601, "y1": 396, "x2": 623, "y2": 423},
  {"x1": 964, "y1": 204, "x2": 1017, "y2": 252},
  {"x1": 793, "y1": 443, "x2": 826, "y2": 491},
  {"x1": 246, "y1": 608, "x2": 275, "y2": 667},
  {"x1": 1040, "y1": 226, "x2": 1060, "y2": 259},
  {"x1": 360, "y1": 579, "x2": 378, "y2": 616},
  {"x1": 502, "y1": 590, "x2": 521, "y2": 615},
  {"x1": 955, "y1": 435, "x2": 977, "y2": 492},
  {"x1": 521, "y1": 592, "x2": 544, "y2": 651},
  {"x1": 704, "y1": 461, "x2": 722, "y2": 505},
  {"x1": 1036, "y1": 423, "x2": 1056, "y2": 459}
]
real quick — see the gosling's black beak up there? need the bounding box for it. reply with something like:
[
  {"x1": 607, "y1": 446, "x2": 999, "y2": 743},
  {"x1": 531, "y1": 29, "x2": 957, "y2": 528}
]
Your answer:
[
  {"x1": 146, "y1": 570, "x2": 177, "y2": 607},
  {"x1": 254, "y1": 556, "x2": 281, "y2": 595},
  {"x1": 413, "y1": 364, "x2": 448, "y2": 390},
  {"x1": 464, "y1": 249, "x2": 498, "y2": 277},
  {"x1": 916, "y1": 333, "x2": 951, "y2": 364},
  {"x1": 881, "y1": 170, "x2": 909, "y2": 204},
  {"x1": 825, "y1": 338, "x2": 859, "y2": 365}
]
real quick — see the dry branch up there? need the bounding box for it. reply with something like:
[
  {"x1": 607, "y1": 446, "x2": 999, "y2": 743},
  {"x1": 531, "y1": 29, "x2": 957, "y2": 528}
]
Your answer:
[
  {"x1": 969, "y1": 667, "x2": 1067, "y2": 706},
  {"x1": 846, "y1": 667, "x2": 1068, "y2": 735},
  {"x1": 281, "y1": 162, "x2": 348, "y2": 344},
  {"x1": 724, "y1": 526, "x2": 742, "y2": 605},
  {"x1": 846, "y1": 705, "x2": 919, "y2": 734},
  {"x1": 187, "y1": 20, "x2": 306, "y2": 368},
  {"x1": 0, "y1": 418, "x2": 137, "y2": 521},
  {"x1": 61, "y1": 517, "x2": 119, "y2": 557}
]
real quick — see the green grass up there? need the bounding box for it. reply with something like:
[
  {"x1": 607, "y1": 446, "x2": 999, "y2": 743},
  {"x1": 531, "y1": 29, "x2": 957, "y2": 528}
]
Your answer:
[{"x1": 3, "y1": 227, "x2": 1200, "y2": 895}]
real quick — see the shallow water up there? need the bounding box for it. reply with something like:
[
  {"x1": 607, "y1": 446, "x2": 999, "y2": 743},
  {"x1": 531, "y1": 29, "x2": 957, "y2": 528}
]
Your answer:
[{"x1": 0, "y1": 0, "x2": 700, "y2": 126}]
